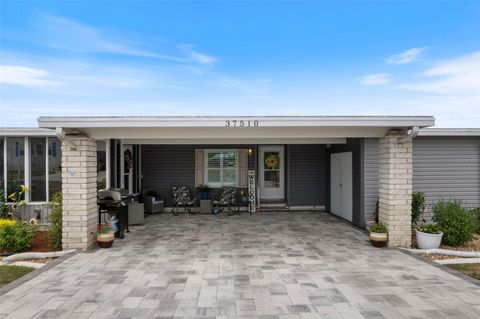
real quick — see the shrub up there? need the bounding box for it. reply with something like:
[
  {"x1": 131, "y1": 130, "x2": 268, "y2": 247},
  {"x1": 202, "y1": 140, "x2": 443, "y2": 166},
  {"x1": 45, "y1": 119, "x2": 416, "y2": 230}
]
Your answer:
[
  {"x1": 0, "y1": 222, "x2": 37, "y2": 253},
  {"x1": 369, "y1": 223, "x2": 387, "y2": 233},
  {"x1": 47, "y1": 192, "x2": 63, "y2": 250},
  {"x1": 469, "y1": 208, "x2": 480, "y2": 233},
  {"x1": 418, "y1": 223, "x2": 441, "y2": 234},
  {"x1": 0, "y1": 219, "x2": 16, "y2": 228},
  {"x1": 432, "y1": 200, "x2": 477, "y2": 246},
  {"x1": 411, "y1": 192, "x2": 425, "y2": 225}
]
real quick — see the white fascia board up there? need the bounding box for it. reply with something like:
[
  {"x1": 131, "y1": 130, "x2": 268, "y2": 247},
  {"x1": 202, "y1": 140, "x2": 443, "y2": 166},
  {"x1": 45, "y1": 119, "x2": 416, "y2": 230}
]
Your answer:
[
  {"x1": 124, "y1": 138, "x2": 347, "y2": 145},
  {"x1": 418, "y1": 128, "x2": 480, "y2": 137},
  {"x1": 38, "y1": 115, "x2": 435, "y2": 129},
  {"x1": 72, "y1": 126, "x2": 392, "y2": 139},
  {"x1": 0, "y1": 128, "x2": 57, "y2": 137}
]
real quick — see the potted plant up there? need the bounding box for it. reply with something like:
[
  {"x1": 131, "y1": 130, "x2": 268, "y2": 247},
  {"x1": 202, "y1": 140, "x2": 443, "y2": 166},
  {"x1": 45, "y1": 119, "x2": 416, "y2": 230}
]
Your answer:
[
  {"x1": 196, "y1": 185, "x2": 212, "y2": 200},
  {"x1": 369, "y1": 223, "x2": 388, "y2": 247},
  {"x1": 96, "y1": 224, "x2": 114, "y2": 248},
  {"x1": 240, "y1": 190, "x2": 248, "y2": 204},
  {"x1": 416, "y1": 223, "x2": 443, "y2": 249}
]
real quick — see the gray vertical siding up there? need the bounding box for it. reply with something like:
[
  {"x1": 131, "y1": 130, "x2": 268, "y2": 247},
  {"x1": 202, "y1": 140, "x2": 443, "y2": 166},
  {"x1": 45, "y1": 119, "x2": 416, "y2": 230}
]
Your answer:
[
  {"x1": 327, "y1": 139, "x2": 363, "y2": 227},
  {"x1": 362, "y1": 138, "x2": 379, "y2": 223},
  {"x1": 413, "y1": 136, "x2": 480, "y2": 219},
  {"x1": 141, "y1": 145, "x2": 255, "y2": 206},
  {"x1": 286, "y1": 145, "x2": 326, "y2": 207}
]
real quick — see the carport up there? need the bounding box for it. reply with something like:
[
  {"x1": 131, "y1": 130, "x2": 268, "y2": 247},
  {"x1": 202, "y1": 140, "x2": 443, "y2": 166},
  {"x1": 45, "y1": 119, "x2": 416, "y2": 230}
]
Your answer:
[{"x1": 37, "y1": 115, "x2": 435, "y2": 249}]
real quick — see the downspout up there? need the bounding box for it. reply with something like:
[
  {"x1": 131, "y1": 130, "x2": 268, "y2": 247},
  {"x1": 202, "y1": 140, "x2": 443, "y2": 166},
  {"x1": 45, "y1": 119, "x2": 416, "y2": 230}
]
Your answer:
[
  {"x1": 55, "y1": 127, "x2": 77, "y2": 150},
  {"x1": 399, "y1": 126, "x2": 420, "y2": 143}
]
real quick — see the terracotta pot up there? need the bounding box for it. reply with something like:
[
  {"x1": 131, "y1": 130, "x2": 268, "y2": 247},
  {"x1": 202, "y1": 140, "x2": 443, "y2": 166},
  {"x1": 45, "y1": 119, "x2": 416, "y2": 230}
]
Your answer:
[
  {"x1": 97, "y1": 232, "x2": 115, "y2": 248},
  {"x1": 370, "y1": 232, "x2": 388, "y2": 248}
]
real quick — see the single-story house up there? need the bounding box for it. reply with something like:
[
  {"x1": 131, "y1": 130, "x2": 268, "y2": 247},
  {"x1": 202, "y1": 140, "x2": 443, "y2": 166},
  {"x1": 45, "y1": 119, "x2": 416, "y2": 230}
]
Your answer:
[{"x1": 1, "y1": 116, "x2": 479, "y2": 250}]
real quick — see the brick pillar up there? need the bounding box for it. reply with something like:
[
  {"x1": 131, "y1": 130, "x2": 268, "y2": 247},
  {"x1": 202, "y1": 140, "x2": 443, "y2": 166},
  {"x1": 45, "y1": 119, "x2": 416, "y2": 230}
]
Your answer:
[
  {"x1": 61, "y1": 137, "x2": 97, "y2": 250},
  {"x1": 378, "y1": 130, "x2": 412, "y2": 247}
]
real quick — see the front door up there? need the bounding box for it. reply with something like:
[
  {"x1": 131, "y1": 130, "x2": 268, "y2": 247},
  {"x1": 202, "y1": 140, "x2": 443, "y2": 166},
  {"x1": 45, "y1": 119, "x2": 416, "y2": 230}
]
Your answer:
[{"x1": 259, "y1": 145, "x2": 285, "y2": 201}]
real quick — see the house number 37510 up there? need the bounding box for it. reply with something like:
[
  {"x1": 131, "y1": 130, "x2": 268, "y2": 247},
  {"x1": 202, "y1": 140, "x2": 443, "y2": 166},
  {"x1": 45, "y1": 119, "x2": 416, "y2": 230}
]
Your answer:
[{"x1": 225, "y1": 120, "x2": 259, "y2": 127}]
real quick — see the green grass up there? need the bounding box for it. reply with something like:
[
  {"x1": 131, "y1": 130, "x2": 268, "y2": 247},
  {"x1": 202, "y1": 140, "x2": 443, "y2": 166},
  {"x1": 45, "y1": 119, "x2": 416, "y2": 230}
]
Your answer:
[
  {"x1": 447, "y1": 263, "x2": 480, "y2": 280},
  {"x1": 0, "y1": 265, "x2": 36, "y2": 287}
]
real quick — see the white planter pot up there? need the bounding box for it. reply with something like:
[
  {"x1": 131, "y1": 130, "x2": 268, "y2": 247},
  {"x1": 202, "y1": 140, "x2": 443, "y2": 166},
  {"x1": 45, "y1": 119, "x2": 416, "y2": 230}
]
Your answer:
[{"x1": 416, "y1": 230, "x2": 443, "y2": 249}]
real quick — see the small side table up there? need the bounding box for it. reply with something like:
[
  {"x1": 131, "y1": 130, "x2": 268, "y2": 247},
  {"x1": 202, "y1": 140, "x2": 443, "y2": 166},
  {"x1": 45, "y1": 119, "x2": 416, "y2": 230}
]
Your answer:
[{"x1": 200, "y1": 199, "x2": 212, "y2": 214}]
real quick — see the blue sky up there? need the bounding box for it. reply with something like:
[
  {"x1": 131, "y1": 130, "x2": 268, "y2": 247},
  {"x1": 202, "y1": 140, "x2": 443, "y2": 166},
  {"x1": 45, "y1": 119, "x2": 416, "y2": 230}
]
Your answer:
[{"x1": 0, "y1": 1, "x2": 479, "y2": 127}]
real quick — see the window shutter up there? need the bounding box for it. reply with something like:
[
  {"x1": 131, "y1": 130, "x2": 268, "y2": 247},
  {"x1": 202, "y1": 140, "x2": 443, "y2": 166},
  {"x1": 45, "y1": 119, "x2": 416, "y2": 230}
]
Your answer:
[
  {"x1": 195, "y1": 149, "x2": 204, "y2": 186},
  {"x1": 238, "y1": 149, "x2": 248, "y2": 187}
]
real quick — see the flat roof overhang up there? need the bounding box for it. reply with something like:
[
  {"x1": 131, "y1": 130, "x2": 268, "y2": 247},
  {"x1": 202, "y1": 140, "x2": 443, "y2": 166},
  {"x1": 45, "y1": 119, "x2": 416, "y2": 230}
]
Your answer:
[
  {"x1": 418, "y1": 128, "x2": 480, "y2": 137},
  {"x1": 0, "y1": 128, "x2": 57, "y2": 137},
  {"x1": 38, "y1": 115, "x2": 435, "y2": 143}
]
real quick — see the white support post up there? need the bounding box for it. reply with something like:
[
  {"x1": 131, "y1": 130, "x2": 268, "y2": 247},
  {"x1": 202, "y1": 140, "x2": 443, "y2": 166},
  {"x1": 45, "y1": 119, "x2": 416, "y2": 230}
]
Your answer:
[
  {"x1": 106, "y1": 139, "x2": 111, "y2": 189},
  {"x1": 120, "y1": 139, "x2": 124, "y2": 189},
  {"x1": 3, "y1": 137, "x2": 6, "y2": 197},
  {"x1": 45, "y1": 137, "x2": 49, "y2": 201},
  {"x1": 24, "y1": 137, "x2": 30, "y2": 203},
  {"x1": 138, "y1": 144, "x2": 142, "y2": 191}
]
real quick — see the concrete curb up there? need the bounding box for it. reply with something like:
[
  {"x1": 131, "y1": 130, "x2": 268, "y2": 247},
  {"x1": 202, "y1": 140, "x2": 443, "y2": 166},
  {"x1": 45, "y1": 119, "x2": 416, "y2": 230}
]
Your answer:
[
  {"x1": 0, "y1": 251, "x2": 76, "y2": 296},
  {"x1": 397, "y1": 248, "x2": 480, "y2": 287}
]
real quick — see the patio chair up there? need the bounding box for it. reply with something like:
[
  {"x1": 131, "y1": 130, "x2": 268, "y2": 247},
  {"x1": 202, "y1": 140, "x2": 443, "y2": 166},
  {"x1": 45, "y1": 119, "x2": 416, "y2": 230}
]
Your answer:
[
  {"x1": 142, "y1": 189, "x2": 164, "y2": 214},
  {"x1": 171, "y1": 186, "x2": 196, "y2": 215},
  {"x1": 213, "y1": 186, "x2": 240, "y2": 215}
]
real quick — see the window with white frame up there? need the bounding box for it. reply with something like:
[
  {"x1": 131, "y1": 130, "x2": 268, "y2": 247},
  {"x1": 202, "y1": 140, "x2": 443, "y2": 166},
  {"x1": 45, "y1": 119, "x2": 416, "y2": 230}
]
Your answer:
[
  {"x1": 1, "y1": 136, "x2": 62, "y2": 202},
  {"x1": 205, "y1": 150, "x2": 238, "y2": 187}
]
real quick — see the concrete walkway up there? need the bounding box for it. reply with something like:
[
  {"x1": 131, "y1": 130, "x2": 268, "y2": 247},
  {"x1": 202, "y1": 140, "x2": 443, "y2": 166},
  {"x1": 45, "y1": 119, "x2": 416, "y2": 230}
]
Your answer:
[{"x1": 1, "y1": 211, "x2": 479, "y2": 318}]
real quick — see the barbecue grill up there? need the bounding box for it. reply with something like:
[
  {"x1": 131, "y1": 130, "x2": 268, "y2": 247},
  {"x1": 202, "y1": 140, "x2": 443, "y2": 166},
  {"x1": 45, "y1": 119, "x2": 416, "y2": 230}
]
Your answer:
[{"x1": 98, "y1": 188, "x2": 132, "y2": 238}]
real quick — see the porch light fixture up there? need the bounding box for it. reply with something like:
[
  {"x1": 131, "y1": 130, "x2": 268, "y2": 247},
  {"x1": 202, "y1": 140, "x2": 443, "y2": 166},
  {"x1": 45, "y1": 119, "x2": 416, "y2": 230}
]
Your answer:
[{"x1": 248, "y1": 148, "x2": 253, "y2": 157}]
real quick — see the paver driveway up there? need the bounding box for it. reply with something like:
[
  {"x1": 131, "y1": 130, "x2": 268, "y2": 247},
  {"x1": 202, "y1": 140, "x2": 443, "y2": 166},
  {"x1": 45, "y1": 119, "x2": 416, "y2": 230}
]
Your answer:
[{"x1": 1, "y1": 211, "x2": 479, "y2": 319}]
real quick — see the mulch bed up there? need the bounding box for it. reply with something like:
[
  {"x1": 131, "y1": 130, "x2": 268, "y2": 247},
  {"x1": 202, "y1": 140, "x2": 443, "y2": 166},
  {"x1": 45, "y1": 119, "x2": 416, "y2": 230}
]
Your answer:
[{"x1": 29, "y1": 230, "x2": 58, "y2": 252}]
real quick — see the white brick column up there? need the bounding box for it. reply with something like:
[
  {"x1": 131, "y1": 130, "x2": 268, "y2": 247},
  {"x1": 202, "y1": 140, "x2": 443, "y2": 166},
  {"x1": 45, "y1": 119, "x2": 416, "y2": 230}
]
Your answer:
[
  {"x1": 61, "y1": 137, "x2": 97, "y2": 250},
  {"x1": 378, "y1": 130, "x2": 412, "y2": 247}
]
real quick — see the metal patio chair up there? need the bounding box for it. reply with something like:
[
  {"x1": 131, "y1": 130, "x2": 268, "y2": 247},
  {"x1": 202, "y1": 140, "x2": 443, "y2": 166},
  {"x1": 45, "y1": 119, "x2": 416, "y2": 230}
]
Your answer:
[
  {"x1": 213, "y1": 186, "x2": 240, "y2": 215},
  {"x1": 171, "y1": 186, "x2": 196, "y2": 215}
]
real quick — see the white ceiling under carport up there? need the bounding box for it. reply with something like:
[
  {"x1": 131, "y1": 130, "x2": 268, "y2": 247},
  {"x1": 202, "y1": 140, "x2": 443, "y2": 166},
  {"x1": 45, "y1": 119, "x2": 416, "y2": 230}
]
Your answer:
[{"x1": 37, "y1": 115, "x2": 435, "y2": 144}]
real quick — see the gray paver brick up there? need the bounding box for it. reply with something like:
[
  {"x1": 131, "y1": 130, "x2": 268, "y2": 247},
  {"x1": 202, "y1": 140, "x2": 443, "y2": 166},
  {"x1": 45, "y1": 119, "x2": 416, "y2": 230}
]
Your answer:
[{"x1": 0, "y1": 211, "x2": 479, "y2": 318}]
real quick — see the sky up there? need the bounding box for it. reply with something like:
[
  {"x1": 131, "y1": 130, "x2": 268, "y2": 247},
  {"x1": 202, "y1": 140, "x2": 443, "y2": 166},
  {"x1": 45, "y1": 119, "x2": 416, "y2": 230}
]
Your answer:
[{"x1": 0, "y1": 1, "x2": 479, "y2": 127}]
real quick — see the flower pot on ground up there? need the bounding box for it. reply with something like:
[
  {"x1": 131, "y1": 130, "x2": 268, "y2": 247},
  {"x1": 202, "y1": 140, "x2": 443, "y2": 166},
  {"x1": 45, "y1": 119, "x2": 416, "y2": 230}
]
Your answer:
[
  {"x1": 96, "y1": 224, "x2": 114, "y2": 248},
  {"x1": 369, "y1": 223, "x2": 388, "y2": 248},
  {"x1": 196, "y1": 185, "x2": 212, "y2": 200},
  {"x1": 416, "y1": 223, "x2": 443, "y2": 249}
]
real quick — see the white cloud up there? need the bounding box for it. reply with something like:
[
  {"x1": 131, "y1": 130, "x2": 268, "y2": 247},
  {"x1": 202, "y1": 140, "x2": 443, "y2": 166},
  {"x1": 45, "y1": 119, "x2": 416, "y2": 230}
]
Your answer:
[
  {"x1": 0, "y1": 65, "x2": 59, "y2": 86},
  {"x1": 27, "y1": 14, "x2": 219, "y2": 65},
  {"x1": 359, "y1": 73, "x2": 392, "y2": 85},
  {"x1": 38, "y1": 14, "x2": 186, "y2": 62},
  {"x1": 397, "y1": 51, "x2": 480, "y2": 94},
  {"x1": 179, "y1": 44, "x2": 218, "y2": 65},
  {"x1": 386, "y1": 47, "x2": 427, "y2": 64}
]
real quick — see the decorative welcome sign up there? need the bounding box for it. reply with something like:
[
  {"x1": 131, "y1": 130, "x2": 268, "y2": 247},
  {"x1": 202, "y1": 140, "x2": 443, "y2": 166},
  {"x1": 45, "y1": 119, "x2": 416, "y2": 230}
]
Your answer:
[{"x1": 248, "y1": 170, "x2": 256, "y2": 213}]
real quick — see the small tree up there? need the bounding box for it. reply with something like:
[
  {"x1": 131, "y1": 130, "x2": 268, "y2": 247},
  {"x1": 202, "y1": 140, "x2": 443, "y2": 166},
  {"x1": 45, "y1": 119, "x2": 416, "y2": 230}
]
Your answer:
[
  {"x1": 411, "y1": 192, "x2": 425, "y2": 225},
  {"x1": 47, "y1": 192, "x2": 63, "y2": 250}
]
